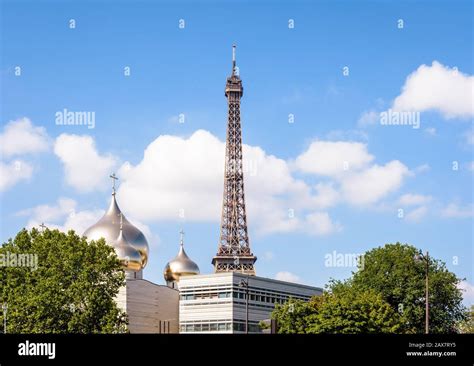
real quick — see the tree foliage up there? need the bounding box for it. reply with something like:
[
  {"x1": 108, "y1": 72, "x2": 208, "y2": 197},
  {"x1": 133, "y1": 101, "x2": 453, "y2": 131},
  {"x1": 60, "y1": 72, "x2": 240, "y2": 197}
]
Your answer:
[
  {"x1": 457, "y1": 305, "x2": 474, "y2": 334},
  {"x1": 271, "y1": 297, "x2": 319, "y2": 334},
  {"x1": 271, "y1": 284, "x2": 400, "y2": 334},
  {"x1": 307, "y1": 284, "x2": 401, "y2": 334},
  {"x1": 0, "y1": 228, "x2": 128, "y2": 333},
  {"x1": 350, "y1": 243, "x2": 466, "y2": 333},
  {"x1": 271, "y1": 243, "x2": 466, "y2": 334}
]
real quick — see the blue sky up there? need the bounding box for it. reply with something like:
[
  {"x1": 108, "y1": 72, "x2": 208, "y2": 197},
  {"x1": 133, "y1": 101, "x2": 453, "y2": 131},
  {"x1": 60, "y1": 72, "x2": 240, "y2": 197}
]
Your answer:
[{"x1": 1, "y1": 0, "x2": 473, "y2": 304}]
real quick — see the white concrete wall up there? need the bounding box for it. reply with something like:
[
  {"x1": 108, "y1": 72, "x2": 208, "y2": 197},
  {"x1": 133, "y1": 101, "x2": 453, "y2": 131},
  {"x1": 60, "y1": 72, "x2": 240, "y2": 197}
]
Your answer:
[{"x1": 117, "y1": 279, "x2": 179, "y2": 333}]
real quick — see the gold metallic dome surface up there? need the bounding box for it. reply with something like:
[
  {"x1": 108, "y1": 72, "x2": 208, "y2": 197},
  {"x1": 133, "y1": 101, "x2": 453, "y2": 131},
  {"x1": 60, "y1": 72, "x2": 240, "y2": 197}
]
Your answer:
[
  {"x1": 114, "y1": 230, "x2": 142, "y2": 272},
  {"x1": 164, "y1": 233, "x2": 200, "y2": 282},
  {"x1": 83, "y1": 193, "x2": 149, "y2": 268}
]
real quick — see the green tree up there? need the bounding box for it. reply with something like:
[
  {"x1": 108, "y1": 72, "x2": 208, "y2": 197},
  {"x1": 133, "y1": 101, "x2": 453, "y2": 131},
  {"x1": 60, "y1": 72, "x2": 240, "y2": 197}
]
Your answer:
[
  {"x1": 0, "y1": 228, "x2": 128, "y2": 333},
  {"x1": 271, "y1": 243, "x2": 466, "y2": 334},
  {"x1": 307, "y1": 284, "x2": 401, "y2": 334},
  {"x1": 271, "y1": 284, "x2": 400, "y2": 334},
  {"x1": 271, "y1": 297, "x2": 318, "y2": 334},
  {"x1": 457, "y1": 305, "x2": 474, "y2": 334},
  {"x1": 350, "y1": 243, "x2": 466, "y2": 333}
]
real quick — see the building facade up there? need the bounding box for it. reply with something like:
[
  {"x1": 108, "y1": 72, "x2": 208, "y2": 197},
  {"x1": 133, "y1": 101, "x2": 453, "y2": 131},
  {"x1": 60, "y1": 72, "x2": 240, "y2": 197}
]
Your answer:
[
  {"x1": 116, "y1": 278, "x2": 179, "y2": 333},
  {"x1": 178, "y1": 272, "x2": 322, "y2": 333}
]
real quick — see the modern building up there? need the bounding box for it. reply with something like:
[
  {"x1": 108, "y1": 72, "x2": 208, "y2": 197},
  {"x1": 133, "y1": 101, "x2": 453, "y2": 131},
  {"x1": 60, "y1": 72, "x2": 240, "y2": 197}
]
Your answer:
[
  {"x1": 116, "y1": 278, "x2": 179, "y2": 333},
  {"x1": 178, "y1": 272, "x2": 322, "y2": 333}
]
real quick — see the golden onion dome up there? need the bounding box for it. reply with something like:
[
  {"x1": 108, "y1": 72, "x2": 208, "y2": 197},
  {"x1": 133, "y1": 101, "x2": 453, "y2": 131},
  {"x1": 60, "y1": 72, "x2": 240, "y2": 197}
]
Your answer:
[
  {"x1": 164, "y1": 230, "x2": 200, "y2": 283},
  {"x1": 83, "y1": 191, "x2": 149, "y2": 269},
  {"x1": 114, "y1": 225, "x2": 142, "y2": 272}
]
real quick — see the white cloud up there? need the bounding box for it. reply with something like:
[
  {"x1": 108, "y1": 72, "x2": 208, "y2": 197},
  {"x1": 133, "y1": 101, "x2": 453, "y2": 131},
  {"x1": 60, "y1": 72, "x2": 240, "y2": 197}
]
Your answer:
[
  {"x1": 304, "y1": 211, "x2": 342, "y2": 235},
  {"x1": 310, "y1": 183, "x2": 340, "y2": 209},
  {"x1": 17, "y1": 198, "x2": 102, "y2": 234},
  {"x1": 357, "y1": 110, "x2": 379, "y2": 127},
  {"x1": 325, "y1": 129, "x2": 369, "y2": 142},
  {"x1": 405, "y1": 206, "x2": 428, "y2": 222},
  {"x1": 116, "y1": 130, "x2": 345, "y2": 237},
  {"x1": 414, "y1": 164, "x2": 430, "y2": 174},
  {"x1": 0, "y1": 118, "x2": 50, "y2": 157},
  {"x1": 0, "y1": 118, "x2": 49, "y2": 191},
  {"x1": 458, "y1": 281, "x2": 474, "y2": 306},
  {"x1": 392, "y1": 61, "x2": 474, "y2": 119},
  {"x1": 440, "y1": 203, "x2": 473, "y2": 218},
  {"x1": 294, "y1": 141, "x2": 374, "y2": 177},
  {"x1": 398, "y1": 194, "x2": 433, "y2": 206},
  {"x1": 54, "y1": 134, "x2": 118, "y2": 193},
  {"x1": 17, "y1": 197, "x2": 77, "y2": 222},
  {"x1": 340, "y1": 161, "x2": 410, "y2": 205},
  {"x1": 275, "y1": 271, "x2": 301, "y2": 283},
  {"x1": 247, "y1": 198, "x2": 301, "y2": 236},
  {"x1": 255, "y1": 209, "x2": 342, "y2": 237},
  {"x1": 116, "y1": 130, "x2": 411, "y2": 236},
  {"x1": 0, "y1": 160, "x2": 33, "y2": 192},
  {"x1": 117, "y1": 130, "x2": 223, "y2": 222},
  {"x1": 17, "y1": 197, "x2": 154, "y2": 243}
]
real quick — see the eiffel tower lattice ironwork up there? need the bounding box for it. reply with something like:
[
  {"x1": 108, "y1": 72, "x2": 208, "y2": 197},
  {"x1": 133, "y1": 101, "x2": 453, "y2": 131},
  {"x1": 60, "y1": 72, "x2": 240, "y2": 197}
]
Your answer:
[{"x1": 212, "y1": 45, "x2": 257, "y2": 275}]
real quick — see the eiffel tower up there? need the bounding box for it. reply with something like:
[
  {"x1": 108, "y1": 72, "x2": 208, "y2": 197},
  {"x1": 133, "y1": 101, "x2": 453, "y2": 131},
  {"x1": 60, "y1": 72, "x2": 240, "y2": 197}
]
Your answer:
[{"x1": 212, "y1": 45, "x2": 257, "y2": 275}]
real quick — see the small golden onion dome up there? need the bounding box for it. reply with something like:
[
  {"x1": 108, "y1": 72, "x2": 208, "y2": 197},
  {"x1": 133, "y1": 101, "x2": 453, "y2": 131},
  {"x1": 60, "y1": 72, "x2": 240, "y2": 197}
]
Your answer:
[
  {"x1": 83, "y1": 191, "x2": 149, "y2": 268},
  {"x1": 114, "y1": 228, "x2": 142, "y2": 272},
  {"x1": 164, "y1": 231, "x2": 200, "y2": 283}
]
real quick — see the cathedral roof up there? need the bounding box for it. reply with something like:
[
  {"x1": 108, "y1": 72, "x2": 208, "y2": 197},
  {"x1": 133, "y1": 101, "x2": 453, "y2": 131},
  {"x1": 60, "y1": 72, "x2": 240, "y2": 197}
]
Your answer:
[
  {"x1": 113, "y1": 216, "x2": 143, "y2": 272},
  {"x1": 164, "y1": 231, "x2": 200, "y2": 282},
  {"x1": 83, "y1": 183, "x2": 149, "y2": 270}
]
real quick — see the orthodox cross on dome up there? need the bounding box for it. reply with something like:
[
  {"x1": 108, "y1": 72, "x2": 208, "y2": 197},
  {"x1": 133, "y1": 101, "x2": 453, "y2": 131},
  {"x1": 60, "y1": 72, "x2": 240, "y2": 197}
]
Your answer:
[
  {"x1": 110, "y1": 173, "x2": 119, "y2": 195},
  {"x1": 179, "y1": 229, "x2": 185, "y2": 246},
  {"x1": 39, "y1": 223, "x2": 47, "y2": 232}
]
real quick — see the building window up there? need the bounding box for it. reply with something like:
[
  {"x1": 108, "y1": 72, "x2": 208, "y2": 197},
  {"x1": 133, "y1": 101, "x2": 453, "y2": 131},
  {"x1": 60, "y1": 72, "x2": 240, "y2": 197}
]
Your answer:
[
  {"x1": 249, "y1": 323, "x2": 261, "y2": 333},
  {"x1": 233, "y1": 323, "x2": 245, "y2": 332}
]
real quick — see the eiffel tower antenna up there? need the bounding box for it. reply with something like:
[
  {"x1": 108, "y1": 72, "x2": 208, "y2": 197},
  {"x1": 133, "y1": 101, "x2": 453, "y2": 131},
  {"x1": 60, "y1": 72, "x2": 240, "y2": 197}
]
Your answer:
[{"x1": 212, "y1": 45, "x2": 256, "y2": 275}]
